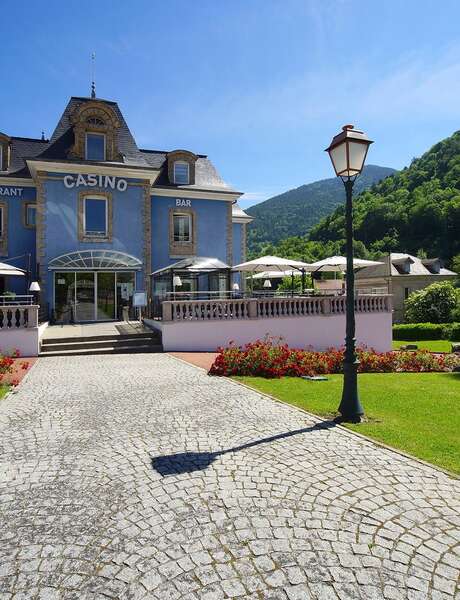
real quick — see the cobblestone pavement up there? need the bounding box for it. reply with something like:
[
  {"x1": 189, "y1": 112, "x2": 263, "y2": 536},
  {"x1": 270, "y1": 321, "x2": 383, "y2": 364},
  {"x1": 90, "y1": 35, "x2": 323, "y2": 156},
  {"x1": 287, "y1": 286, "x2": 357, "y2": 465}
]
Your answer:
[{"x1": 1, "y1": 354, "x2": 459, "y2": 600}]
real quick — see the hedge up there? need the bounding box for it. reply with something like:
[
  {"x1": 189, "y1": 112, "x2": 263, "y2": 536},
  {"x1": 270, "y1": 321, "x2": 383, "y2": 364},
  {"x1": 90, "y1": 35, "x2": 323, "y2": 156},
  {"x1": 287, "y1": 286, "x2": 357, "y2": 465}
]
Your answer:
[
  {"x1": 451, "y1": 323, "x2": 460, "y2": 341},
  {"x1": 392, "y1": 322, "x2": 460, "y2": 341}
]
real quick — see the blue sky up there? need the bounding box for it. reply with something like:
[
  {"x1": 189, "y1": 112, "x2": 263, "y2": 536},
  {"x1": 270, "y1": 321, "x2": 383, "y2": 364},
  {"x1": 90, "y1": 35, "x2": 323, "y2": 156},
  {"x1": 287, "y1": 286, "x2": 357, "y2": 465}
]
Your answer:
[{"x1": 3, "y1": 0, "x2": 460, "y2": 208}]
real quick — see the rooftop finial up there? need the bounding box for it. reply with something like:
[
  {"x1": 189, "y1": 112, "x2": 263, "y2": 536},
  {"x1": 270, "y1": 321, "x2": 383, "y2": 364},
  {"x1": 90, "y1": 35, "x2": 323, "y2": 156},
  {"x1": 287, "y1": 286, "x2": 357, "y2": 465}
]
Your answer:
[
  {"x1": 41, "y1": 130, "x2": 45, "y2": 141},
  {"x1": 91, "y1": 52, "x2": 96, "y2": 99}
]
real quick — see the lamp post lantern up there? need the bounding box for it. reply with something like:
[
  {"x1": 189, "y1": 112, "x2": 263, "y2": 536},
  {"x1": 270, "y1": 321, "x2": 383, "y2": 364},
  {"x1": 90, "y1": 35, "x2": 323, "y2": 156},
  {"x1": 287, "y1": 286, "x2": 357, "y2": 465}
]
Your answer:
[{"x1": 325, "y1": 125, "x2": 373, "y2": 422}]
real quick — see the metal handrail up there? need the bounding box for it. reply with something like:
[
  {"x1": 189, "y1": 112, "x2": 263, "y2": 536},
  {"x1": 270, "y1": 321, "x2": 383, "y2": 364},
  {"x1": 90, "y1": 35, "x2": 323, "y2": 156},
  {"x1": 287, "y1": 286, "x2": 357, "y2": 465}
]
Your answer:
[{"x1": 0, "y1": 294, "x2": 34, "y2": 306}]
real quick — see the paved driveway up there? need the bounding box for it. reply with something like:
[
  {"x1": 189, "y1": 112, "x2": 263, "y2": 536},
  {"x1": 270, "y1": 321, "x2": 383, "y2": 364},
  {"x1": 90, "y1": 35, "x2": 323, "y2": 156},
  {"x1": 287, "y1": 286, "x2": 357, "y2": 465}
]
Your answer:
[{"x1": 0, "y1": 354, "x2": 459, "y2": 600}]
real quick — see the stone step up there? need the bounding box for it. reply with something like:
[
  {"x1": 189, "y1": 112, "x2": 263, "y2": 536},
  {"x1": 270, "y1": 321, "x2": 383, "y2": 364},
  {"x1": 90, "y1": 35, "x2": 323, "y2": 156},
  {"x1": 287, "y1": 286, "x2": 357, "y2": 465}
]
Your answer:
[
  {"x1": 42, "y1": 332, "x2": 159, "y2": 345},
  {"x1": 40, "y1": 343, "x2": 163, "y2": 357},
  {"x1": 40, "y1": 336, "x2": 159, "y2": 352}
]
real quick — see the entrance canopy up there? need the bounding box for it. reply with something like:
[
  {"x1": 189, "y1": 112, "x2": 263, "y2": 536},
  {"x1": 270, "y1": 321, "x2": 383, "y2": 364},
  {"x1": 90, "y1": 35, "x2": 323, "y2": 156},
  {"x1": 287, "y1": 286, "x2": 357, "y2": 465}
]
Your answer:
[{"x1": 49, "y1": 250, "x2": 142, "y2": 271}]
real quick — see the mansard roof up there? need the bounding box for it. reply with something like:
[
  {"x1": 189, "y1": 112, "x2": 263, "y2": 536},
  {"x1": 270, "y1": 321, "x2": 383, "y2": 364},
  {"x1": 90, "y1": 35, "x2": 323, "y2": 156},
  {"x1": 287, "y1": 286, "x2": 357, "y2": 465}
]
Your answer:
[
  {"x1": 356, "y1": 253, "x2": 457, "y2": 279},
  {"x1": 48, "y1": 96, "x2": 151, "y2": 167},
  {"x1": 6, "y1": 137, "x2": 49, "y2": 178},
  {"x1": 1, "y1": 95, "x2": 239, "y2": 195}
]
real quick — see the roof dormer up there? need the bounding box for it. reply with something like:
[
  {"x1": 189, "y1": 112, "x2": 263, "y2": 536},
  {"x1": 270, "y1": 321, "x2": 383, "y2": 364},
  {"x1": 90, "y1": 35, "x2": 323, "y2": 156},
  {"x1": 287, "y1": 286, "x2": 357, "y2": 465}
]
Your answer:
[
  {"x1": 69, "y1": 100, "x2": 121, "y2": 162},
  {"x1": 167, "y1": 150, "x2": 197, "y2": 185},
  {"x1": 421, "y1": 258, "x2": 441, "y2": 274},
  {"x1": 392, "y1": 255, "x2": 414, "y2": 274}
]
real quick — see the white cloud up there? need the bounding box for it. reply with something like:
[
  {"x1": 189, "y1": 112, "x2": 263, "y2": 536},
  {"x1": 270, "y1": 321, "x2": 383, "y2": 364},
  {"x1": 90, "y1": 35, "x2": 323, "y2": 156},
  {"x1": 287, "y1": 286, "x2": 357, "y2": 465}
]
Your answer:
[
  {"x1": 238, "y1": 188, "x2": 285, "y2": 209},
  {"x1": 141, "y1": 41, "x2": 460, "y2": 142}
]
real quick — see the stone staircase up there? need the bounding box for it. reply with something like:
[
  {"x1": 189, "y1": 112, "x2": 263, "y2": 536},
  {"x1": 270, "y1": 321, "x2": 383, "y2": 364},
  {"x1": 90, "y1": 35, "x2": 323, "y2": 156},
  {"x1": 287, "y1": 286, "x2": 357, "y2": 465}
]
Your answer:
[{"x1": 40, "y1": 331, "x2": 163, "y2": 357}]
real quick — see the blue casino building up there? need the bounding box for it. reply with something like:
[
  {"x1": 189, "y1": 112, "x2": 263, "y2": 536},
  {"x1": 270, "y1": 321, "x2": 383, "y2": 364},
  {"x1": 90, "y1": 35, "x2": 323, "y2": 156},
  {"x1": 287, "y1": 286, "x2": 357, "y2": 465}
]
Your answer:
[{"x1": 0, "y1": 94, "x2": 252, "y2": 322}]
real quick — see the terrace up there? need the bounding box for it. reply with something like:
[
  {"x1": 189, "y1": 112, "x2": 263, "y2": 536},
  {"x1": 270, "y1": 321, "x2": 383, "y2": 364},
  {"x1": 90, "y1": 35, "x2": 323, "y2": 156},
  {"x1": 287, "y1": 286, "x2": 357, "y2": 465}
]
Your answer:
[
  {"x1": 144, "y1": 254, "x2": 393, "y2": 352},
  {"x1": 145, "y1": 293, "x2": 392, "y2": 352}
]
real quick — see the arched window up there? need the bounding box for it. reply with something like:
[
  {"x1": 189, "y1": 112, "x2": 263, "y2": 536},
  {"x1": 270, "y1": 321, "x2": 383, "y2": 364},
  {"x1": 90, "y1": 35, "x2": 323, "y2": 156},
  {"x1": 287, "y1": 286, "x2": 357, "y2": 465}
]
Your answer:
[{"x1": 86, "y1": 116, "x2": 105, "y2": 127}]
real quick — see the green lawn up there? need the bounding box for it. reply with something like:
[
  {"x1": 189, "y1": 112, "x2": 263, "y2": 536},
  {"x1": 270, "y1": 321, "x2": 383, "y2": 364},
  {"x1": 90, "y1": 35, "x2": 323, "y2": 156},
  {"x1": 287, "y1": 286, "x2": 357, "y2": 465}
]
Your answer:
[
  {"x1": 234, "y1": 373, "x2": 460, "y2": 475},
  {"x1": 392, "y1": 339, "x2": 453, "y2": 352},
  {"x1": 0, "y1": 386, "x2": 9, "y2": 400}
]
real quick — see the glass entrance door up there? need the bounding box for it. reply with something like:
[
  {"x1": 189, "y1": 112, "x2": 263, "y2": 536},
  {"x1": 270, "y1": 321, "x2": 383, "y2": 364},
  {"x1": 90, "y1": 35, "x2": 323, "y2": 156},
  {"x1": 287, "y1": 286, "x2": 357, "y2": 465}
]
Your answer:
[
  {"x1": 55, "y1": 272, "x2": 76, "y2": 323},
  {"x1": 54, "y1": 271, "x2": 136, "y2": 323},
  {"x1": 97, "y1": 272, "x2": 116, "y2": 320},
  {"x1": 116, "y1": 272, "x2": 135, "y2": 320},
  {"x1": 75, "y1": 273, "x2": 96, "y2": 321}
]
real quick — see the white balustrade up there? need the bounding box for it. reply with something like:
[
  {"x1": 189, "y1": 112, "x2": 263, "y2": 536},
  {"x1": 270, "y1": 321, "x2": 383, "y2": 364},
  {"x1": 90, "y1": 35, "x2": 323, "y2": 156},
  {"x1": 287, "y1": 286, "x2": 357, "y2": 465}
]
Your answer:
[
  {"x1": 165, "y1": 299, "x2": 253, "y2": 321},
  {"x1": 162, "y1": 295, "x2": 391, "y2": 322},
  {"x1": 0, "y1": 305, "x2": 39, "y2": 330}
]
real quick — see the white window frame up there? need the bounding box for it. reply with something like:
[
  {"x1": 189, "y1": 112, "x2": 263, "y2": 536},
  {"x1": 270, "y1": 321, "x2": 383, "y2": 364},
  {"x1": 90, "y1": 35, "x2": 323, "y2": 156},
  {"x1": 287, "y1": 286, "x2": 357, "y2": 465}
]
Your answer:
[
  {"x1": 84, "y1": 196, "x2": 108, "y2": 237},
  {"x1": 173, "y1": 161, "x2": 190, "y2": 185},
  {"x1": 85, "y1": 132, "x2": 106, "y2": 161},
  {"x1": 173, "y1": 212, "x2": 192, "y2": 243}
]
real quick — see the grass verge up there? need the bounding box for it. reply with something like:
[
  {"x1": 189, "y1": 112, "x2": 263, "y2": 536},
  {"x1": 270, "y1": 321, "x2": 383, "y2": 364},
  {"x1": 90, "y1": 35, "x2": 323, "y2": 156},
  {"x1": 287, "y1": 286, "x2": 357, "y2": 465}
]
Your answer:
[
  {"x1": 234, "y1": 373, "x2": 460, "y2": 475},
  {"x1": 392, "y1": 339, "x2": 453, "y2": 352}
]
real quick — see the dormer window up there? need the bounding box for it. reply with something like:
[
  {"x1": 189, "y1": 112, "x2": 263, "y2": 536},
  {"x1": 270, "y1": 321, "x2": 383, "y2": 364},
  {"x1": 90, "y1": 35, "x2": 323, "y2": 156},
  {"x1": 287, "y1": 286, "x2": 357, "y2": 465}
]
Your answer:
[
  {"x1": 70, "y1": 101, "x2": 120, "y2": 161},
  {"x1": 174, "y1": 161, "x2": 190, "y2": 184},
  {"x1": 85, "y1": 132, "x2": 106, "y2": 161}
]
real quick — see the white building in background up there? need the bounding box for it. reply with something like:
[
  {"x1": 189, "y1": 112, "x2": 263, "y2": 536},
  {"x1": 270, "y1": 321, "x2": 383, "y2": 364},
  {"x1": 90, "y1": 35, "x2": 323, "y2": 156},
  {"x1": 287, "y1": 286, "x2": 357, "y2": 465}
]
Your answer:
[{"x1": 355, "y1": 253, "x2": 457, "y2": 322}]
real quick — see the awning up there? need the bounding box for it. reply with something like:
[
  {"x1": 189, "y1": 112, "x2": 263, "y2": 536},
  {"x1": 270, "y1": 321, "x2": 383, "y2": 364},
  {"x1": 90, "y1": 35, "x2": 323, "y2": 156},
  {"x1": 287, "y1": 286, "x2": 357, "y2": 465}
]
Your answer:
[
  {"x1": 152, "y1": 256, "x2": 230, "y2": 276},
  {"x1": 0, "y1": 262, "x2": 26, "y2": 277}
]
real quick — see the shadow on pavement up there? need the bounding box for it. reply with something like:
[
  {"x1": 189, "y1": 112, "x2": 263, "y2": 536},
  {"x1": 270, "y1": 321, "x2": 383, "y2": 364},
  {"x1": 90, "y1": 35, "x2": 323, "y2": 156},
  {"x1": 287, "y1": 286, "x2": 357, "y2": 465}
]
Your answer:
[{"x1": 151, "y1": 420, "x2": 337, "y2": 476}]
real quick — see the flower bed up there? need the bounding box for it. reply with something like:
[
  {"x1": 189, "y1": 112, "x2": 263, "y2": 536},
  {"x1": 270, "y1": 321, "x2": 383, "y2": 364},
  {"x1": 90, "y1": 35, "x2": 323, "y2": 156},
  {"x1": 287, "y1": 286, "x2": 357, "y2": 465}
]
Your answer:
[
  {"x1": 208, "y1": 337, "x2": 460, "y2": 378},
  {"x1": 0, "y1": 350, "x2": 30, "y2": 388}
]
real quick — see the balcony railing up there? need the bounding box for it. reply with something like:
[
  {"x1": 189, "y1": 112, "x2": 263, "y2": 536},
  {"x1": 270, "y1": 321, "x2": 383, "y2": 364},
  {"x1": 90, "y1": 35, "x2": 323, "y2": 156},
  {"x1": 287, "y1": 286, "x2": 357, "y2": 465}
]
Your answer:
[
  {"x1": 162, "y1": 294, "x2": 392, "y2": 322},
  {"x1": 0, "y1": 294, "x2": 35, "y2": 306}
]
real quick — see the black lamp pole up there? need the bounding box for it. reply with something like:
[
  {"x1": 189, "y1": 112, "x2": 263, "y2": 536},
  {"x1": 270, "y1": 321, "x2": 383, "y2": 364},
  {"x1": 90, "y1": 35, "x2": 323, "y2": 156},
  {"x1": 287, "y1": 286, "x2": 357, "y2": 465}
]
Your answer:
[
  {"x1": 337, "y1": 177, "x2": 364, "y2": 422},
  {"x1": 325, "y1": 124, "x2": 373, "y2": 423}
]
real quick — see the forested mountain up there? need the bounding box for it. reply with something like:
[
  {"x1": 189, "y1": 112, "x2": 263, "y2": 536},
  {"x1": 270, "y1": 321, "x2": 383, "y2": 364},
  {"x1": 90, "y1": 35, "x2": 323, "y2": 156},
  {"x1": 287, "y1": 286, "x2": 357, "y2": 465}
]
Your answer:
[
  {"x1": 309, "y1": 130, "x2": 460, "y2": 263},
  {"x1": 246, "y1": 165, "x2": 395, "y2": 256}
]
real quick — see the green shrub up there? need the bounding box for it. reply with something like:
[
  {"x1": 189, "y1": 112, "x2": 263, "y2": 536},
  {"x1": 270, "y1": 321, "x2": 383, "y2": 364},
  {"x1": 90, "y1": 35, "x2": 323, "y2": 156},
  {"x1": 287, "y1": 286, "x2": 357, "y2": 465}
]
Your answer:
[
  {"x1": 450, "y1": 323, "x2": 460, "y2": 341},
  {"x1": 404, "y1": 282, "x2": 459, "y2": 323},
  {"x1": 392, "y1": 322, "x2": 460, "y2": 340},
  {"x1": 451, "y1": 304, "x2": 460, "y2": 322},
  {"x1": 393, "y1": 323, "x2": 449, "y2": 340}
]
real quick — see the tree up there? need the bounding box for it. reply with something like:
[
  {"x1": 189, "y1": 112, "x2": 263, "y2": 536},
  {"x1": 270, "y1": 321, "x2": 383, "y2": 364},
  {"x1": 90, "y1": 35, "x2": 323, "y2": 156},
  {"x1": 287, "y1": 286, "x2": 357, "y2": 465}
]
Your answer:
[
  {"x1": 309, "y1": 130, "x2": 460, "y2": 263},
  {"x1": 404, "y1": 282, "x2": 460, "y2": 323}
]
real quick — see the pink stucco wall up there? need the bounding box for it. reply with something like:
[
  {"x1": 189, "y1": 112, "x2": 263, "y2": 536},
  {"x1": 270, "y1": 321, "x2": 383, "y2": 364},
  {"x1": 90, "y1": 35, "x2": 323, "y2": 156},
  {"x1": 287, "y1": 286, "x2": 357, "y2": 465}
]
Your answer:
[{"x1": 154, "y1": 312, "x2": 392, "y2": 353}]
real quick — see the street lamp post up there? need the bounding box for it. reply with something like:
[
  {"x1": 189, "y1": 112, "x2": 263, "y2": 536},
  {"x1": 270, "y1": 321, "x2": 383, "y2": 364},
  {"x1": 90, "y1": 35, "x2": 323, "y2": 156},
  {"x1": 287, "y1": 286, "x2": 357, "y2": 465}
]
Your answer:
[{"x1": 325, "y1": 125, "x2": 373, "y2": 422}]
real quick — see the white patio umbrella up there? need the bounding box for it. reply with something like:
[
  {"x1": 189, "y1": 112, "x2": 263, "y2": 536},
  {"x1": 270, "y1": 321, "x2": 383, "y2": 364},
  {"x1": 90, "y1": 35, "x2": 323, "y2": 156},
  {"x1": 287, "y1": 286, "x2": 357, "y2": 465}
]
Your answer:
[
  {"x1": 251, "y1": 270, "x2": 301, "y2": 279},
  {"x1": 0, "y1": 262, "x2": 25, "y2": 277},
  {"x1": 310, "y1": 256, "x2": 383, "y2": 272},
  {"x1": 232, "y1": 255, "x2": 313, "y2": 273}
]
